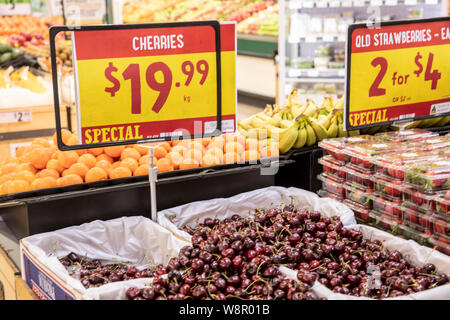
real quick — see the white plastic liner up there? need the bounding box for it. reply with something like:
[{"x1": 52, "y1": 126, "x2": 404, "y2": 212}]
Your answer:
[
  {"x1": 20, "y1": 216, "x2": 190, "y2": 300},
  {"x1": 157, "y1": 186, "x2": 356, "y2": 241},
  {"x1": 281, "y1": 224, "x2": 450, "y2": 300}
]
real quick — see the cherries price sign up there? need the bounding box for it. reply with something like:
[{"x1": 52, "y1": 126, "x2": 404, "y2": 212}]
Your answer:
[
  {"x1": 345, "y1": 17, "x2": 450, "y2": 131},
  {"x1": 50, "y1": 21, "x2": 234, "y2": 149}
]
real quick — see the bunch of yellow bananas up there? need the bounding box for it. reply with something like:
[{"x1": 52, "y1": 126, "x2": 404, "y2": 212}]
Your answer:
[{"x1": 238, "y1": 89, "x2": 360, "y2": 154}]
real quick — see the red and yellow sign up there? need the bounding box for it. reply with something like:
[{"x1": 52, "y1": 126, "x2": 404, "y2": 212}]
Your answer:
[
  {"x1": 346, "y1": 18, "x2": 450, "y2": 130},
  {"x1": 73, "y1": 22, "x2": 236, "y2": 145}
]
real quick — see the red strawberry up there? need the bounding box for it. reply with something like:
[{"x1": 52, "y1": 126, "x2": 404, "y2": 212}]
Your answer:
[
  {"x1": 434, "y1": 219, "x2": 448, "y2": 235},
  {"x1": 413, "y1": 191, "x2": 424, "y2": 206},
  {"x1": 405, "y1": 208, "x2": 419, "y2": 225},
  {"x1": 395, "y1": 169, "x2": 405, "y2": 179},
  {"x1": 419, "y1": 214, "x2": 432, "y2": 229},
  {"x1": 387, "y1": 167, "x2": 396, "y2": 177}
]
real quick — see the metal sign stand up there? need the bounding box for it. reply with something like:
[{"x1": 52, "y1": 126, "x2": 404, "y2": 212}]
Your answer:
[
  {"x1": 137, "y1": 143, "x2": 158, "y2": 221},
  {"x1": 148, "y1": 145, "x2": 158, "y2": 221}
]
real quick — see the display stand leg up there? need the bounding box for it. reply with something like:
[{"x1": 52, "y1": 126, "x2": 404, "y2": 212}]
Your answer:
[{"x1": 148, "y1": 146, "x2": 158, "y2": 221}]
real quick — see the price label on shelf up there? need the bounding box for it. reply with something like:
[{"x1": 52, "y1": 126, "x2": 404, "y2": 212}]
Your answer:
[
  {"x1": 425, "y1": 0, "x2": 438, "y2": 4},
  {"x1": 404, "y1": 0, "x2": 418, "y2": 5},
  {"x1": 59, "y1": 21, "x2": 236, "y2": 147},
  {"x1": 370, "y1": 0, "x2": 383, "y2": 6},
  {"x1": 345, "y1": 18, "x2": 450, "y2": 130},
  {"x1": 0, "y1": 110, "x2": 32, "y2": 124}
]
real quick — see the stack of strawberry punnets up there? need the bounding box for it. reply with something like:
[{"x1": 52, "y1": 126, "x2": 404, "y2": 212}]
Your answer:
[{"x1": 318, "y1": 129, "x2": 450, "y2": 255}]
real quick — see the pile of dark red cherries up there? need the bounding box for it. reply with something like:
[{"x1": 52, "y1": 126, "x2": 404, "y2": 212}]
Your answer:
[
  {"x1": 61, "y1": 205, "x2": 449, "y2": 300},
  {"x1": 59, "y1": 253, "x2": 160, "y2": 288}
]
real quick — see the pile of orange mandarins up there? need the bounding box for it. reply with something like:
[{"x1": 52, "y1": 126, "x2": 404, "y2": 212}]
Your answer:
[{"x1": 0, "y1": 130, "x2": 279, "y2": 195}]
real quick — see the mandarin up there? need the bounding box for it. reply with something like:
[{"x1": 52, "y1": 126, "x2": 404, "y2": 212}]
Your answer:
[
  {"x1": 95, "y1": 160, "x2": 113, "y2": 176},
  {"x1": 104, "y1": 145, "x2": 125, "y2": 158},
  {"x1": 28, "y1": 147, "x2": 51, "y2": 169},
  {"x1": 78, "y1": 153, "x2": 96, "y2": 168},
  {"x1": 88, "y1": 147, "x2": 104, "y2": 157},
  {"x1": 31, "y1": 177, "x2": 57, "y2": 190},
  {"x1": 96, "y1": 153, "x2": 114, "y2": 163},
  {"x1": 121, "y1": 158, "x2": 139, "y2": 172},
  {"x1": 201, "y1": 154, "x2": 221, "y2": 167},
  {"x1": 224, "y1": 142, "x2": 245, "y2": 155},
  {"x1": 67, "y1": 163, "x2": 89, "y2": 179},
  {"x1": 85, "y1": 167, "x2": 108, "y2": 183},
  {"x1": 36, "y1": 168, "x2": 59, "y2": 180},
  {"x1": 243, "y1": 150, "x2": 259, "y2": 162},
  {"x1": 57, "y1": 174, "x2": 83, "y2": 187},
  {"x1": 134, "y1": 164, "x2": 150, "y2": 176},
  {"x1": 224, "y1": 152, "x2": 240, "y2": 164},
  {"x1": 15, "y1": 170, "x2": 35, "y2": 184},
  {"x1": 156, "y1": 158, "x2": 173, "y2": 173},
  {"x1": 166, "y1": 152, "x2": 183, "y2": 170},
  {"x1": 179, "y1": 158, "x2": 199, "y2": 170},
  {"x1": 153, "y1": 146, "x2": 167, "y2": 159},
  {"x1": 110, "y1": 166, "x2": 132, "y2": 179},
  {"x1": 120, "y1": 148, "x2": 141, "y2": 161},
  {"x1": 58, "y1": 150, "x2": 79, "y2": 168},
  {"x1": 46, "y1": 159, "x2": 64, "y2": 173},
  {"x1": 133, "y1": 145, "x2": 149, "y2": 156}
]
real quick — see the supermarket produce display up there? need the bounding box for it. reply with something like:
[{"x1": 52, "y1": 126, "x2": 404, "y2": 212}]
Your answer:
[
  {"x1": 19, "y1": 187, "x2": 450, "y2": 300},
  {"x1": 317, "y1": 129, "x2": 450, "y2": 255},
  {"x1": 121, "y1": 0, "x2": 278, "y2": 37},
  {"x1": 0, "y1": 130, "x2": 279, "y2": 198}
]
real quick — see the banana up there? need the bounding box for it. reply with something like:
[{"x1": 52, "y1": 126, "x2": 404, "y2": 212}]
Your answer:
[
  {"x1": 304, "y1": 121, "x2": 317, "y2": 146},
  {"x1": 421, "y1": 116, "x2": 445, "y2": 128},
  {"x1": 238, "y1": 124, "x2": 249, "y2": 136},
  {"x1": 326, "y1": 116, "x2": 338, "y2": 138},
  {"x1": 318, "y1": 109, "x2": 335, "y2": 130},
  {"x1": 303, "y1": 99, "x2": 318, "y2": 117},
  {"x1": 306, "y1": 117, "x2": 328, "y2": 142},
  {"x1": 279, "y1": 121, "x2": 300, "y2": 154},
  {"x1": 250, "y1": 117, "x2": 266, "y2": 129},
  {"x1": 404, "y1": 120, "x2": 422, "y2": 129},
  {"x1": 280, "y1": 119, "x2": 294, "y2": 128},
  {"x1": 256, "y1": 113, "x2": 272, "y2": 122},
  {"x1": 237, "y1": 121, "x2": 252, "y2": 131},
  {"x1": 334, "y1": 97, "x2": 345, "y2": 110},
  {"x1": 263, "y1": 125, "x2": 286, "y2": 139},
  {"x1": 293, "y1": 121, "x2": 308, "y2": 149},
  {"x1": 435, "y1": 115, "x2": 450, "y2": 127},
  {"x1": 268, "y1": 113, "x2": 282, "y2": 127}
]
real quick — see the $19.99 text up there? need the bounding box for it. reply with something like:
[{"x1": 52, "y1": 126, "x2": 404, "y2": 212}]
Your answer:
[{"x1": 104, "y1": 60, "x2": 209, "y2": 115}]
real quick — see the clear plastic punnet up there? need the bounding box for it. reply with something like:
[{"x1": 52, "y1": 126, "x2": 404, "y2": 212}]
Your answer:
[
  {"x1": 435, "y1": 190, "x2": 450, "y2": 215},
  {"x1": 318, "y1": 155, "x2": 347, "y2": 180},
  {"x1": 408, "y1": 135, "x2": 450, "y2": 152},
  {"x1": 369, "y1": 192, "x2": 403, "y2": 220},
  {"x1": 344, "y1": 141, "x2": 405, "y2": 170},
  {"x1": 401, "y1": 201, "x2": 434, "y2": 234},
  {"x1": 318, "y1": 135, "x2": 378, "y2": 162},
  {"x1": 372, "y1": 173, "x2": 405, "y2": 198},
  {"x1": 317, "y1": 188, "x2": 345, "y2": 202},
  {"x1": 342, "y1": 163, "x2": 374, "y2": 188},
  {"x1": 343, "y1": 199, "x2": 371, "y2": 223},
  {"x1": 368, "y1": 210, "x2": 403, "y2": 236},
  {"x1": 432, "y1": 215, "x2": 449, "y2": 238},
  {"x1": 429, "y1": 235, "x2": 450, "y2": 256},
  {"x1": 404, "y1": 159, "x2": 450, "y2": 192},
  {"x1": 343, "y1": 182, "x2": 373, "y2": 208},
  {"x1": 403, "y1": 187, "x2": 437, "y2": 211},
  {"x1": 374, "y1": 128, "x2": 438, "y2": 143},
  {"x1": 399, "y1": 225, "x2": 433, "y2": 247},
  {"x1": 317, "y1": 173, "x2": 345, "y2": 197},
  {"x1": 374, "y1": 150, "x2": 443, "y2": 180}
]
